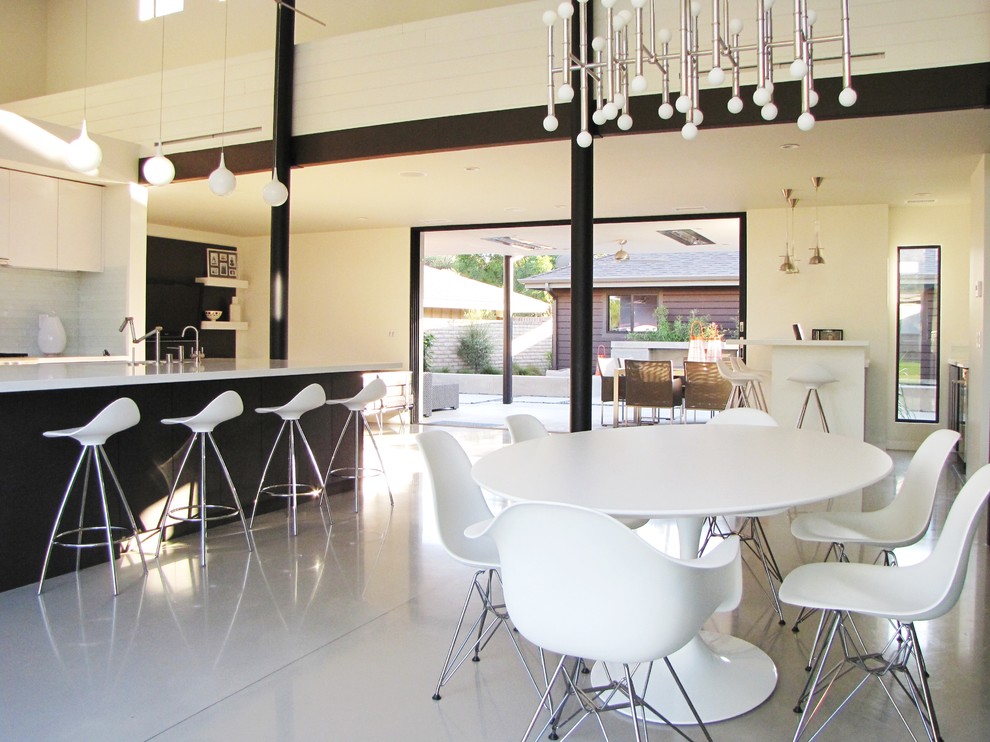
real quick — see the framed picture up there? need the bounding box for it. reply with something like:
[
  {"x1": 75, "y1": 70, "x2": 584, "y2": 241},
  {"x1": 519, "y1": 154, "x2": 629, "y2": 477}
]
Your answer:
[
  {"x1": 812, "y1": 328, "x2": 844, "y2": 341},
  {"x1": 206, "y1": 248, "x2": 238, "y2": 279}
]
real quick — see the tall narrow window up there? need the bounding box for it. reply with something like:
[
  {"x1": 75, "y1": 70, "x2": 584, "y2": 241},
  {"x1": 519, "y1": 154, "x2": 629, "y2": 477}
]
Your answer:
[
  {"x1": 139, "y1": 0, "x2": 183, "y2": 22},
  {"x1": 897, "y1": 246, "x2": 940, "y2": 422}
]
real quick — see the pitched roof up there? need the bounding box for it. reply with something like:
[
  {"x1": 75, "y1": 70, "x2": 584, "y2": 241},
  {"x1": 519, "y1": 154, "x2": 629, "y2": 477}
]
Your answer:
[
  {"x1": 520, "y1": 251, "x2": 739, "y2": 289},
  {"x1": 423, "y1": 266, "x2": 550, "y2": 314}
]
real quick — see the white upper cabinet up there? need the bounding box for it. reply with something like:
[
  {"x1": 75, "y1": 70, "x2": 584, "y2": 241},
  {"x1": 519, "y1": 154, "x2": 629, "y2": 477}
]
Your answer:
[
  {"x1": 0, "y1": 170, "x2": 9, "y2": 263},
  {"x1": 57, "y1": 180, "x2": 103, "y2": 272},
  {"x1": 1, "y1": 169, "x2": 103, "y2": 272}
]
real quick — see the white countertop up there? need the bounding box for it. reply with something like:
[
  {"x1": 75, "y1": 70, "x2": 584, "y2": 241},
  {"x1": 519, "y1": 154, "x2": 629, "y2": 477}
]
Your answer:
[
  {"x1": 739, "y1": 339, "x2": 869, "y2": 347},
  {"x1": 0, "y1": 358, "x2": 401, "y2": 394}
]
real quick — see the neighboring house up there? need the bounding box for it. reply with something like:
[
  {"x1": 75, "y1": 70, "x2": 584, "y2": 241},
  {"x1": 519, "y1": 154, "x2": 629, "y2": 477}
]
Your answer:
[
  {"x1": 520, "y1": 252, "x2": 739, "y2": 372},
  {"x1": 422, "y1": 266, "x2": 552, "y2": 372}
]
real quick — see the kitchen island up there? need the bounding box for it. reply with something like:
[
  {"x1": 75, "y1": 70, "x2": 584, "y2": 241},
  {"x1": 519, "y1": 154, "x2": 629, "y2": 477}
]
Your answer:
[{"x1": 0, "y1": 359, "x2": 400, "y2": 593}]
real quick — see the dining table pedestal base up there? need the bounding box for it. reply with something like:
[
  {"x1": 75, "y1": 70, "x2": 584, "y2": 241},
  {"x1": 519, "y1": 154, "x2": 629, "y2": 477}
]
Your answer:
[{"x1": 591, "y1": 630, "x2": 777, "y2": 725}]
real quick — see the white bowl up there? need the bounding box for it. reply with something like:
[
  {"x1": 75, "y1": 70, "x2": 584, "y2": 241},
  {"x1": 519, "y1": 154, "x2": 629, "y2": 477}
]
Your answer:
[{"x1": 204, "y1": 310, "x2": 223, "y2": 321}]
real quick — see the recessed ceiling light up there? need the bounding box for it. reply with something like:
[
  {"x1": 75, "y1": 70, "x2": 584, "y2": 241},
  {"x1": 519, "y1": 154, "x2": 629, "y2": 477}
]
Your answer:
[
  {"x1": 356, "y1": 216, "x2": 369, "y2": 221},
  {"x1": 464, "y1": 166, "x2": 480, "y2": 172},
  {"x1": 780, "y1": 143, "x2": 800, "y2": 150},
  {"x1": 906, "y1": 198, "x2": 936, "y2": 204},
  {"x1": 400, "y1": 171, "x2": 426, "y2": 178},
  {"x1": 913, "y1": 192, "x2": 933, "y2": 198}
]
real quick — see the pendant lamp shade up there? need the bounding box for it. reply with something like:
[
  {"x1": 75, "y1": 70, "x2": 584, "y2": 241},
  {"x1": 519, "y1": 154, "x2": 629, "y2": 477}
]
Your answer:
[
  {"x1": 65, "y1": 120, "x2": 103, "y2": 173},
  {"x1": 143, "y1": 143, "x2": 175, "y2": 187},
  {"x1": 208, "y1": 152, "x2": 236, "y2": 196},
  {"x1": 262, "y1": 170, "x2": 288, "y2": 207}
]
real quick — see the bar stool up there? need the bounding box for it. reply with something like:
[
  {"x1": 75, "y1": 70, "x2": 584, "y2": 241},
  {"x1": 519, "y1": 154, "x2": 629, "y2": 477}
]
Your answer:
[
  {"x1": 324, "y1": 378, "x2": 394, "y2": 512},
  {"x1": 251, "y1": 383, "x2": 331, "y2": 535},
  {"x1": 788, "y1": 363, "x2": 836, "y2": 432},
  {"x1": 716, "y1": 358, "x2": 752, "y2": 409},
  {"x1": 728, "y1": 355, "x2": 770, "y2": 412},
  {"x1": 156, "y1": 390, "x2": 254, "y2": 566},
  {"x1": 38, "y1": 398, "x2": 149, "y2": 596}
]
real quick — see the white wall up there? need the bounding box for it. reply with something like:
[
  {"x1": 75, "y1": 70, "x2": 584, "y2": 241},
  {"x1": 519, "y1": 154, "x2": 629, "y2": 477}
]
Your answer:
[
  {"x1": 745, "y1": 204, "x2": 891, "y2": 447},
  {"x1": 887, "y1": 204, "x2": 971, "y2": 450},
  {"x1": 970, "y1": 157, "x2": 990, "y2": 474}
]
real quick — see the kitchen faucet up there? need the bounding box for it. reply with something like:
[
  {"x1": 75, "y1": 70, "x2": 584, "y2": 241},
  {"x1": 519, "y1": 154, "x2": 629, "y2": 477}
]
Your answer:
[
  {"x1": 182, "y1": 325, "x2": 202, "y2": 365},
  {"x1": 119, "y1": 317, "x2": 163, "y2": 365}
]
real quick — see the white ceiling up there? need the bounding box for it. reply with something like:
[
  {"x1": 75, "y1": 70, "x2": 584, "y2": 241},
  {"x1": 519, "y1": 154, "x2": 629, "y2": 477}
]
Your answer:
[{"x1": 146, "y1": 107, "x2": 990, "y2": 252}]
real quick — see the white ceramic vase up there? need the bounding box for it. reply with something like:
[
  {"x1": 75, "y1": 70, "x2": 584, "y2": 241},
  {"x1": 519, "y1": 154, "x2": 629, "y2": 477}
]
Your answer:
[{"x1": 38, "y1": 313, "x2": 67, "y2": 356}]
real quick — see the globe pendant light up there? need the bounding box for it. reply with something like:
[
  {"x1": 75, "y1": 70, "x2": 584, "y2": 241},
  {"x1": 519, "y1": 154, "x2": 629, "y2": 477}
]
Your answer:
[
  {"x1": 262, "y1": 169, "x2": 288, "y2": 207},
  {"x1": 66, "y1": 0, "x2": 102, "y2": 173},
  {"x1": 209, "y1": 0, "x2": 236, "y2": 197},
  {"x1": 143, "y1": 142, "x2": 175, "y2": 187},
  {"x1": 145, "y1": 13, "x2": 174, "y2": 187}
]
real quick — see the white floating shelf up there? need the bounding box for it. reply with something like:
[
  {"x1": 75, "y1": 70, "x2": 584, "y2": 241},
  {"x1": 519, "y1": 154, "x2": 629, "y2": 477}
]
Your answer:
[
  {"x1": 201, "y1": 321, "x2": 248, "y2": 331},
  {"x1": 196, "y1": 277, "x2": 248, "y2": 289}
]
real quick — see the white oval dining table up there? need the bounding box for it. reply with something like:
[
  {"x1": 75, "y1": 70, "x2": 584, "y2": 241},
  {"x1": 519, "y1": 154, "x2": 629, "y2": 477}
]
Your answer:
[{"x1": 471, "y1": 423, "x2": 893, "y2": 724}]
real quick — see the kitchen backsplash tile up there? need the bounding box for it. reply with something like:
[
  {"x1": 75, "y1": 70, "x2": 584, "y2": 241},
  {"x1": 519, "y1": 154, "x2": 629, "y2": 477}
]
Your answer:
[{"x1": 0, "y1": 268, "x2": 82, "y2": 355}]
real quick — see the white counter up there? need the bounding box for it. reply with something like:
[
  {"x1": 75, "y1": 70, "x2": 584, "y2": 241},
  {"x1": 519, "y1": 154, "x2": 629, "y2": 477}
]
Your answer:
[
  {"x1": 740, "y1": 339, "x2": 869, "y2": 440},
  {"x1": 0, "y1": 358, "x2": 401, "y2": 394}
]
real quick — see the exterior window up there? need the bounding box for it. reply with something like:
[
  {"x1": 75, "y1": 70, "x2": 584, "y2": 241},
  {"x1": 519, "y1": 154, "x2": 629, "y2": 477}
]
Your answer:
[
  {"x1": 139, "y1": 0, "x2": 183, "y2": 21},
  {"x1": 897, "y1": 246, "x2": 940, "y2": 423},
  {"x1": 608, "y1": 293, "x2": 658, "y2": 333}
]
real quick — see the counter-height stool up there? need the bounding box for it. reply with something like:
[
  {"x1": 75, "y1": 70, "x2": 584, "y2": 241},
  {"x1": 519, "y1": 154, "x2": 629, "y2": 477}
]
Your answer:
[
  {"x1": 324, "y1": 378, "x2": 394, "y2": 513},
  {"x1": 156, "y1": 390, "x2": 254, "y2": 566},
  {"x1": 251, "y1": 383, "x2": 331, "y2": 535},
  {"x1": 38, "y1": 397, "x2": 149, "y2": 596},
  {"x1": 788, "y1": 363, "x2": 836, "y2": 432}
]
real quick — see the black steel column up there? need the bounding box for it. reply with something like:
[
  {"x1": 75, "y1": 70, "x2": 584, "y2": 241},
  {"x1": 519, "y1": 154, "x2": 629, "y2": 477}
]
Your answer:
[
  {"x1": 269, "y1": 0, "x2": 295, "y2": 360},
  {"x1": 503, "y1": 255, "x2": 513, "y2": 403},
  {"x1": 569, "y1": 4, "x2": 594, "y2": 432}
]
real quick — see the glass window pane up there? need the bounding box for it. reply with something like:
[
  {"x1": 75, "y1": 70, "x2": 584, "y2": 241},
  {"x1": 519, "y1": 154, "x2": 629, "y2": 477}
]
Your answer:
[
  {"x1": 897, "y1": 246, "x2": 940, "y2": 423},
  {"x1": 608, "y1": 295, "x2": 629, "y2": 332},
  {"x1": 632, "y1": 295, "x2": 659, "y2": 331}
]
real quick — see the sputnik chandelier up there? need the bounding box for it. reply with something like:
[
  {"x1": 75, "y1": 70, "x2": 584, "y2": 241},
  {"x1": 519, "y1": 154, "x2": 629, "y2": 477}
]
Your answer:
[{"x1": 542, "y1": 0, "x2": 856, "y2": 145}]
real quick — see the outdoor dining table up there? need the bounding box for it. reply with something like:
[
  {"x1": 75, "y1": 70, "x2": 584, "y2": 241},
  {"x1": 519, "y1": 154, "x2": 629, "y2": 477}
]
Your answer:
[{"x1": 471, "y1": 423, "x2": 892, "y2": 724}]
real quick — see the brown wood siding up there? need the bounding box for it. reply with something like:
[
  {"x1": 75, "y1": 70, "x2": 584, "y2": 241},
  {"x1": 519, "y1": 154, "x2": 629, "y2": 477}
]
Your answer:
[{"x1": 661, "y1": 288, "x2": 741, "y2": 336}]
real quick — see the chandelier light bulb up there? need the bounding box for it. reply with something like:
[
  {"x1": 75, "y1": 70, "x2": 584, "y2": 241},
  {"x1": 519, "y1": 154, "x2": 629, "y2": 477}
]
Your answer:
[
  {"x1": 602, "y1": 101, "x2": 619, "y2": 120},
  {"x1": 728, "y1": 17, "x2": 744, "y2": 35},
  {"x1": 630, "y1": 74, "x2": 648, "y2": 94},
  {"x1": 657, "y1": 28, "x2": 672, "y2": 44},
  {"x1": 591, "y1": 36, "x2": 606, "y2": 52},
  {"x1": 556, "y1": 2, "x2": 574, "y2": 20},
  {"x1": 208, "y1": 152, "x2": 236, "y2": 196},
  {"x1": 839, "y1": 87, "x2": 858, "y2": 107},
  {"x1": 727, "y1": 96, "x2": 744, "y2": 114},
  {"x1": 790, "y1": 59, "x2": 809, "y2": 79},
  {"x1": 543, "y1": 114, "x2": 559, "y2": 132},
  {"x1": 681, "y1": 122, "x2": 698, "y2": 141},
  {"x1": 808, "y1": 88, "x2": 820, "y2": 107},
  {"x1": 631, "y1": 0, "x2": 647, "y2": 8},
  {"x1": 797, "y1": 111, "x2": 816, "y2": 131},
  {"x1": 65, "y1": 120, "x2": 103, "y2": 173},
  {"x1": 658, "y1": 102, "x2": 674, "y2": 120},
  {"x1": 617, "y1": 113, "x2": 633, "y2": 131},
  {"x1": 262, "y1": 170, "x2": 289, "y2": 207},
  {"x1": 753, "y1": 86, "x2": 771, "y2": 107},
  {"x1": 807, "y1": 9, "x2": 817, "y2": 25},
  {"x1": 556, "y1": 83, "x2": 574, "y2": 103},
  {"x1": 601, "y1": 0, "x2": 616, "y2": 7},
  {"x1": 542, "y1": 10, "x2": 558, "y2": 26},
  {"x1": 691, "y1": 108, "x2": 704, "y2": 126},
  {"x1": 613, "y1": 92, "x2": 626, "y2": 109},
  {"x1": 690, "y1": 1, "x2": 703, "y2": 16},
  {"x1": 576, "y1": 130, "x2": 593, "y2": 148},
  {"x1": 765, "y1": 0, "x2": 776, "y2": 9},
  {"x1": 675, "y1": 94, "x2": 691, "y2": 114},
  {"x1": 761, "y1": 102, "x2": 779, "y2": 121},
  {"x1": 616, "y1": 10, "x2": 632, "y2": 29},
  {"x1": 592, "y1": 108, "x2": 608, "y2": 125},
  {"x1": 707, "y1": 66, "x2": 725, "y2": 85},
  {"x1": 143, "y1": 143, "x2": 175, "y2": 187}
]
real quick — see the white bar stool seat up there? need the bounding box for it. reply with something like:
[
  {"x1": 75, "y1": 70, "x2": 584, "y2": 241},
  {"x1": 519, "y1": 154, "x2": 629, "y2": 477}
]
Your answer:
[
  {"x1": 788, "y1": 363, "x2": 836, "y2": 432},
  {"x1": 39, "y1": 397, "x2": 149, "y2": 596},
  {"x1": 251, "y1": 383, "x2": 330, "y2": 534},
  {"x1": 728, "y1": 355, "x2": 769, "y2": 412},
  {"x1": 324, "y1": 378, "x2": 394, "y2": 512},
  {"x1": 156, "y1": 390, "x2": 254, "y2": 566}
]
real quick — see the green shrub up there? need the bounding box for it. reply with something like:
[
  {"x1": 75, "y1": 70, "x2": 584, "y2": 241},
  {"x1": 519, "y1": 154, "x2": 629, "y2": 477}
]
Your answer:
[
  {"x1": 457, "y1": 323, "x2": 495, "y2": 373},
  {"x1": 423, "y1": 332, "x2": 435, "y2": 371}
]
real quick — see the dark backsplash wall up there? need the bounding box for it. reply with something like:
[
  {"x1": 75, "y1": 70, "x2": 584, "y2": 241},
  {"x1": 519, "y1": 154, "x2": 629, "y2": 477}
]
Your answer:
[{"x1": 146, "y1": 237, "x2": 237, "y2": 359}]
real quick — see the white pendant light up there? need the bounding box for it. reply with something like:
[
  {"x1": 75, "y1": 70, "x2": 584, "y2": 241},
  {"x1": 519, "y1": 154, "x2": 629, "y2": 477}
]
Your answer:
[
  {"x1": 209, "y1": 0, "x2": 236, "y2": 197},
  {"x1": 262, "y1": 169, "x2": 289, "y2": 207},
  {"x1": 143, "y1": 142, "x2": 175, "y2": 187},
  {"x1": 66, "y1": 120, "x2": 103, "y2": 173},
  {"x1": 145, "y1": 13, "x2": 174, "y2": 187},
  {"x1": 66, "y1": 0, "x2": 102, "y2": 173}
]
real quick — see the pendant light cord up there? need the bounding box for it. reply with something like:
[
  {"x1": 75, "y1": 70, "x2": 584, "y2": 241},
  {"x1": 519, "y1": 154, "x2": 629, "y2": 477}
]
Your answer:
[
  {"x1": 157, "y1": 15, "x2": 166, "y2": 148},
  {"x1": 82, "y1": 0, "x2": 89, "y2": 117},
  {"x1": 220, "y1": 0, "x2": 229, "y2": 152}
]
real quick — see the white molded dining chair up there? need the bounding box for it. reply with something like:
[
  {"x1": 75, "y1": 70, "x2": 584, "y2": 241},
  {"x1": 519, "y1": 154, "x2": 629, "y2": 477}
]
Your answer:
[
  {"x1": 789, "y1": 428, "x2": 960, "y2": 641},
  {"x1": 471, "y1": 501, "x2": 741, "y2": 742},
  {"x1": 704, "y1": 407, "x2": 787, "y2": 624},
  {"x1": 416, "y1": 430, "x2": 539, "y2": 702},
  {"x1": 503, "y1": 414, "x2": 649, "y2": 532},
  {"x1": 779, "y1": 462, "x2": 990, "y2": 742}
]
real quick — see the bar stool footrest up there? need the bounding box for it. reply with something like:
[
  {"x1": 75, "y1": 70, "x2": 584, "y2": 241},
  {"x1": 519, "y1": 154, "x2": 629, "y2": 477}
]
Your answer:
[
  {"x1": 329, "y1": 466, "x2": 385, "y2": 481},
  {"x1": 52, "y1": 525, "x2": 134, "y2": 549},
  {"x1": 166, "y1": 503, "x2": 242, "y2": 524},
  {"x1": 260, "y1": 483, "x2": 323, "y2": 499}
]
